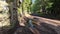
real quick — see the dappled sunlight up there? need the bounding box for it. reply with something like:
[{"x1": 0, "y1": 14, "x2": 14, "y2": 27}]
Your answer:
[
  {"x1": 18, "y1": 16, "x2": 26, "y2": 26},
  {"x1": 31, "y1": 16, "x2": 60, "y2": 34},
  {"x1": 0, "y1": 1, "x2": 8, "y2": 11},
  {"x1": 32, "y1": 16, "x2": 60, "y2": 26},
  {"x1": 24, "y1": 12, "x2": 31, "y2": 17},
  {"x1": 24, "y1": 13, "x2": 34, "y2": 19},
  {"x1": 0, "y1": 14, "x2": 11, "y2": 28},
  {"x1": 19, "y1": 23, "x2": 25, "y2": 26},
  {"x1": 39, "y1": 17, "x2": 60, "y2": 26},
  {"x1": 18, "y1": 14, "x2": 60, "y2": 34},
  {"x1": 0, "y1": 22, "x2": 10, "y2": 28},
  {"x1": 25, "y1": 15, "x2": 60, "y2": 26},
  {"x1": 0, "y1": 0, "x2": 11, "y2": 31},
  {"x1": 0, "y1": 0, "x2": 60, "y2": 34}
]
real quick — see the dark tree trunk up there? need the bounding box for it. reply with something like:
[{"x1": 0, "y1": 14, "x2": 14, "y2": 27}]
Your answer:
[{"x1": 7, "y1": 0, "x2": 20, "y2": 34}]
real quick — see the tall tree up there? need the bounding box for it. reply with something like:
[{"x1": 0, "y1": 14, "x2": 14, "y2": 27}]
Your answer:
[{"x1": 7, "y1": 0, "x2": 21, "y2": 34}]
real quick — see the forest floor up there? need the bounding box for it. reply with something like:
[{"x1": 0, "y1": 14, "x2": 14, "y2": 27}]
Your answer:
[
  {"x1": 0, "y1": 15, "x2": 60, "y2": 34},
  {"x1": 13, "y1": 15, "x2": 60, "y2": 34},
  {"x1": 28, "y1": 16, "x2": 60, "y2": 34}
]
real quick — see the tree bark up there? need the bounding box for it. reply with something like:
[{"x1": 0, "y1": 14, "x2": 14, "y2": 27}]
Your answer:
[{"x1": 7, "y1": 0, "x2": 20, "y2": 34}]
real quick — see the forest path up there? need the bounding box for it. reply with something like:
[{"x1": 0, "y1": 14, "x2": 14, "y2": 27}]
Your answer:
[
  {"x1": 0, "y1": 15, "x2": 60, "y2": 34},
  {"x1": 30, "y1": 16, "x2": 60, "y2": 34},
  {"x1": 15, "y1": 15, "x2": 60, "y2": 34}
]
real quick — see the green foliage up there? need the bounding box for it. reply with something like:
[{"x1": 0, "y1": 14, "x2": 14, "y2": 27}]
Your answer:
[
  {"x1": 31, "y1": 0, "x2": 53, "y2": 14},
  {"x1": 50, "y1": 0, "x2": 60, "y2": 15},
  {"x1": 18, "y1": 0, "x2": 32, "y2": 14},
  {"x1": 31, "y1": 0, "x2": 60, "y2": 19},
  {"x1": 16, "y1": 0, "x2": 60, "y2": 19}
]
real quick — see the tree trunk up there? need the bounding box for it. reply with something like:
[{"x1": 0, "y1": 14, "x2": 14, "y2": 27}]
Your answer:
[
  {"x1": 41, "y1": 0, "x2": 46, "y2": 13},
  {"x1": 7, "y1": 0, "x2": 20, "y2": 34},
  {"x1": 10, "y1": 0, "x2": 19, "y2": 28}
]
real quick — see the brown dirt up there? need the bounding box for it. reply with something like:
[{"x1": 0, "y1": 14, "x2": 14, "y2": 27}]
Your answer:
[{"x1": 0, "y1": 15, "x2": 60, "y2": 34}]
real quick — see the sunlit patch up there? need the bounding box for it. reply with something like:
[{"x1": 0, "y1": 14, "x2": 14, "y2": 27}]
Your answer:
[{"x1": 0, "y1": 0, "x2": 10, "y2": 28}]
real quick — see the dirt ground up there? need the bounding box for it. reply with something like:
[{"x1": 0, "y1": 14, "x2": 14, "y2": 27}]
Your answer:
[{"x1": 0, "y1": 16, "x2": 60, "y2": 34}]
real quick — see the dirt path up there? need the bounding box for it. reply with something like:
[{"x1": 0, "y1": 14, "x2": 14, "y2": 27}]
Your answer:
[
  {"x1": 14, "y1": 15, "x2": 60, "y2": 34},
  {"x1": 0, "y1": 16, "x2": 60, "y2": 34},
  {"x1": 31, "y1": 16, "x2": 60, "y2": 34}
]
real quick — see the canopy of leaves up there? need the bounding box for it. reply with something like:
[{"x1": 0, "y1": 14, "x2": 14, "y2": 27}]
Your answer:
[{"x1": 31, "y1": 0, "x2": 53, "y2": 13}]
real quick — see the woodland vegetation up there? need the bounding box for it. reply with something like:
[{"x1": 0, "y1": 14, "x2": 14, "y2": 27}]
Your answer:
[{"x1": 0, "y1": 0, "x2": 60, "y2": 34}]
